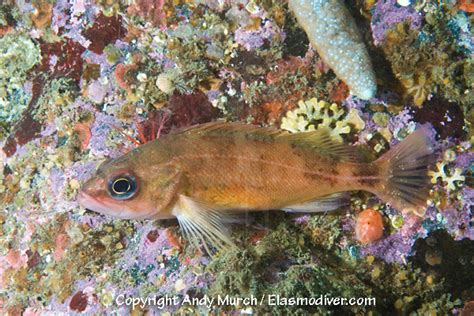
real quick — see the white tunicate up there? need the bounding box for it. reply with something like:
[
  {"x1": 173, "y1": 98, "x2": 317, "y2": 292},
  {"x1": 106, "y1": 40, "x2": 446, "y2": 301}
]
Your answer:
[
  {"x1": 155, "y1": 73, "x2": 174, "y2": 94},
  {"x1": 137, "y1": 73, "x2": 148, "y2": 82},
  {"x1": 397, "y1": 0, "x2": 411, "y2": 6}
]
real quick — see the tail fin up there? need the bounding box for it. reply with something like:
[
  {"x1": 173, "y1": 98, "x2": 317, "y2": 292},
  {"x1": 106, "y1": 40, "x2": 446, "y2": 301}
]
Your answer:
[{"x1": 375, "y1": 127, "x2": 436, "y2": 216}]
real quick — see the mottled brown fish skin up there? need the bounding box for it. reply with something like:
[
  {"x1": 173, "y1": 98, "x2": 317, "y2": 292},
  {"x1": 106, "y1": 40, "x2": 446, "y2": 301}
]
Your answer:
[
  {"x1": 76, "y1": 122, "x2": 435, "y2": 255},
  {"x1": 139, "y1": 128, "x2": 376, "y2": 216},
  {"x1": 78, "y1": 123, "x2": 434, "y2": 220}
]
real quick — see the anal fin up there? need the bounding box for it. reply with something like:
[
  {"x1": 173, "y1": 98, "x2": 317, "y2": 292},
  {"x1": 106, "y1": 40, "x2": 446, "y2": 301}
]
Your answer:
[
  {"x1": 283, "y1": 192, "x2": 350, "y2": 213},
  {"x1": 172, "y1": 195, "x2": 237, "y2": 255}
]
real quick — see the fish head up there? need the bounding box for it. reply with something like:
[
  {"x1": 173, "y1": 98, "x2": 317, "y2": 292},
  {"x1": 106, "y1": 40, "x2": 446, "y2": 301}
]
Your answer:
[{"x1": 77, "y1": 153, "x2": 181, "y2": 220}]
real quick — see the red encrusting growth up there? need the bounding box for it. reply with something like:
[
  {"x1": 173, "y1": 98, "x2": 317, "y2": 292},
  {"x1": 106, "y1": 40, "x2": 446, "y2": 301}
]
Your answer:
[
  {"x1": 459, "y1": 0, "x2": 474, "y2": 12},
  {"x1": 74, "y1": 123, "x2": 92, "y2": 151},
  {"x1": 146, "y1": 230, "x2": 159, "y2": 242},
  {"x1": 412, "y1": 97, "x2": 465, "y2": 140},
  {"x1": 165, "y1": 228, "x2": 183, "y2": 251},
  {"x1": 127, "y1": 0, "x2": 166, "y2": 26},
  {"x1": 26, "y1": 250, "x2": 41, "y2": 269},
  {"x1": 3, "y1": 78, "x2": 45, "y2": 157},
  {"x1": 249, "y1": 229, "x2": 268, "y2": 245},
  {"x1": 135, "y1": 111, "x2": 170, "y2": 144},
  {"x1": 4, "y1": 39, "x2": 87, "y2": 157},
  {"x1": 82, "y1": 13, "x2": 126, "y2": 54},
  {"x1": 69, "y1": 291, "x2": 88, "y2": 312},
  {"x1": 53, "y1": 233, "x2": 70, "y2": 262},
  {"x1": 114, "y1": 63, "x2": 138, "y2": 92},
  {"x1": 329, "y1": 82, "x2": 350, "y2": 103},
  {"x1": 39, "y1": 39, "x2": 86, "y2": 83},
  {"x1": 120, "y1": 111, "x2": 171, "y2": 147},
  {"x1": 265, "y1": 56, "x2": 310, "y2": 85},
  {"x1": 168, "y1": 91, "x2": 219, "y2": 129}
]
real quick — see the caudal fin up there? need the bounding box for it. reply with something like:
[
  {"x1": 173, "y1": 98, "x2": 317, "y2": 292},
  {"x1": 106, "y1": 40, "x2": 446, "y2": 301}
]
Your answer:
[{"x1": 375, "y1": 127, "x2": 436, "y2": 216}]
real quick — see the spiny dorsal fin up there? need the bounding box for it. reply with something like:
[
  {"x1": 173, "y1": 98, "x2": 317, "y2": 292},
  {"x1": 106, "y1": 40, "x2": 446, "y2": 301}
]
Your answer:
[
  {"x1": 174, "y1": 121, "x2": 358, "y2": 162},
  {"x1": 276, "y1": 128, "x2": 358, "y2": 162},
  {"x1": 173, "y1": 121, "x2": 282, "y2": 141},
  {"x1": 172, "y1": 195, "x2": 238, "y2": 255}
]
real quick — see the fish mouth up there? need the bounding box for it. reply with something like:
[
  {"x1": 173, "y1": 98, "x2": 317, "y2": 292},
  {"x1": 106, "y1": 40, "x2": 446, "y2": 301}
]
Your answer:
[
  {"x1": 76, "y1": 190, "x2": 89, "y2": 206},
  {"x1": 76, "y1": 190, "x2": 102, "y2": 213},
  {"x1": 76, "y1": 190, "x2": 115, "y2": 216},
  {"x1": 77, "y1": 189, "x2": 156, "y2": 220}
]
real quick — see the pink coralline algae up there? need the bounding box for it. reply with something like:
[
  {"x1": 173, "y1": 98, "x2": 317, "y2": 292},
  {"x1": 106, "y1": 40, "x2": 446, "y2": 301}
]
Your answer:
[
  {"x1": 371, "y1": 0, "x2": 423, "y2": 45},
  {"x1": 235, "y1": 20, "x2": 281, "y2": 51},
  {"x1": 388, "y1": 108, "x2": 416, "y2": 141},
  {"x1": 127, "y1": 0, "x2": 166, "y2": 26},
  {"x1": 361, "y1": 214, "x2": 425, "y2": 264},
  {"x1": 455, "y1": 151, "x2": 474, "y2": 170},
  {"x1": 441, "y1": 188, "x2": 474, "y2": 241},
  {"x1": 85, "y1": 80, "x2": 109, "y2": 104},
  {"x1": 88, "y1": 111, "x2": 123, "y2": 158},
  {"x1": 4, "y1": 249, "x2": 28, "y2": 269}
]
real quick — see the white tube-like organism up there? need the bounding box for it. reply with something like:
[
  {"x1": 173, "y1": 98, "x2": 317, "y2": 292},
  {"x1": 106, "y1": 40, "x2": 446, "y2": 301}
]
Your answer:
[{"x1": 288, "y1": 0, "x2": 377, "y2": 100}]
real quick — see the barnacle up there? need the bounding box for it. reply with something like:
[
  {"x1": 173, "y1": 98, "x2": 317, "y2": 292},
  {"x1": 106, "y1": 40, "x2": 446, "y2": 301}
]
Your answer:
[
  {"x1": 428, "y1": 161, "x2": 465, "y2": 191},
  {"x1": 280, "y1": 98, "x2": 360, "y2": 141}
]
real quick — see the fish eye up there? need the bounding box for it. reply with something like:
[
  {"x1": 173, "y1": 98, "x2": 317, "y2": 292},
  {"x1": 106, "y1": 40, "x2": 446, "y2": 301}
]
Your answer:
[{"x1": 108, "y1": 175, "x2": 137, "y2": 200}]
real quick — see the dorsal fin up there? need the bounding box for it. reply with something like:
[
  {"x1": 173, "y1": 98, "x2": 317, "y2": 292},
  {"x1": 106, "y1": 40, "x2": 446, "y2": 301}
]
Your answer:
[
  {"x1": 277, "y1": 128, "x2": 359, "y2": 162},
  {"x1": 173, "y1": 121, "x2": 358, "y2": 162},
  {"x1": 172, "y1": 121, "x2": 282, "y2": 140}
]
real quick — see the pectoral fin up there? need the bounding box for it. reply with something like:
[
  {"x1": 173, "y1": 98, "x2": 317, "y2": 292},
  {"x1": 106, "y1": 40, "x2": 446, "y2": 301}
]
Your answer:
[
  {"x1": 172, "y1": 195, "x2": 237, "y2": 254},
  {"x1": 283, "y1": 192, "x2": 350, "y2": 213}
]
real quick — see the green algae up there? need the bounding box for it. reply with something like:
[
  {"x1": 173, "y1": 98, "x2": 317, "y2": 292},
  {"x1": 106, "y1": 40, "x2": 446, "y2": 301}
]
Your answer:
[
  {"x1": 196, "y1": 211, "x2": 474, "y2": 314},
  {"x1": 34, "y1": 78, "x2": 78, "y2": 120},
  {"x1": 381, "y1": 8, "x2": 472, "y2": 108},
  {"x1": 205, "y1": 216, "x2": 374, "y2": 314},
  {"x1": 0, "y1": 33, "x2": 41, "y2": 134}
]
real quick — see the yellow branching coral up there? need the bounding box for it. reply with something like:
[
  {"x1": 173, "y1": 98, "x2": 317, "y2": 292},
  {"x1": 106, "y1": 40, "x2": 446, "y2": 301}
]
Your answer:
[
  {"x1": 401, "y1": 73, "x2": 433, "y2": 107},
  {"x1": 428, "y1": 161, "x2": 465, "y2": 192},
  {"x1": 280, "y1": 97, "x2": 362, "y2": 141}
]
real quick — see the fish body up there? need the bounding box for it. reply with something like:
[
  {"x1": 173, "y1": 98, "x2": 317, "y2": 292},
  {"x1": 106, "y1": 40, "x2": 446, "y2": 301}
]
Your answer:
[{"x1": 78, "y1": 122, "x2": 434, "y2": 251}]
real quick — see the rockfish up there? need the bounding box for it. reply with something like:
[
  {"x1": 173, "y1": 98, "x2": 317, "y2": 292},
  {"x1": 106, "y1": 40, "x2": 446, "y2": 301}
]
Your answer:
[{"x1": 78, "y1": 122, "x2": 434, "y2": 252}]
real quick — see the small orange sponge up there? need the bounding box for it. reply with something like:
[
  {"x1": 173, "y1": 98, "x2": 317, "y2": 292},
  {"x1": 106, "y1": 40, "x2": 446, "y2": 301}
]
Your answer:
[{"x1": 355, "y1": 208, "x2": 384, "y2": 244}]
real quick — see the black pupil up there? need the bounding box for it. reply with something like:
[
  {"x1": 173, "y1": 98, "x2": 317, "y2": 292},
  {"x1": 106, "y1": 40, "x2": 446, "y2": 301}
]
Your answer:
[{"x1": 113, "y1": 179, "x2": 130, "y2": 193}]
